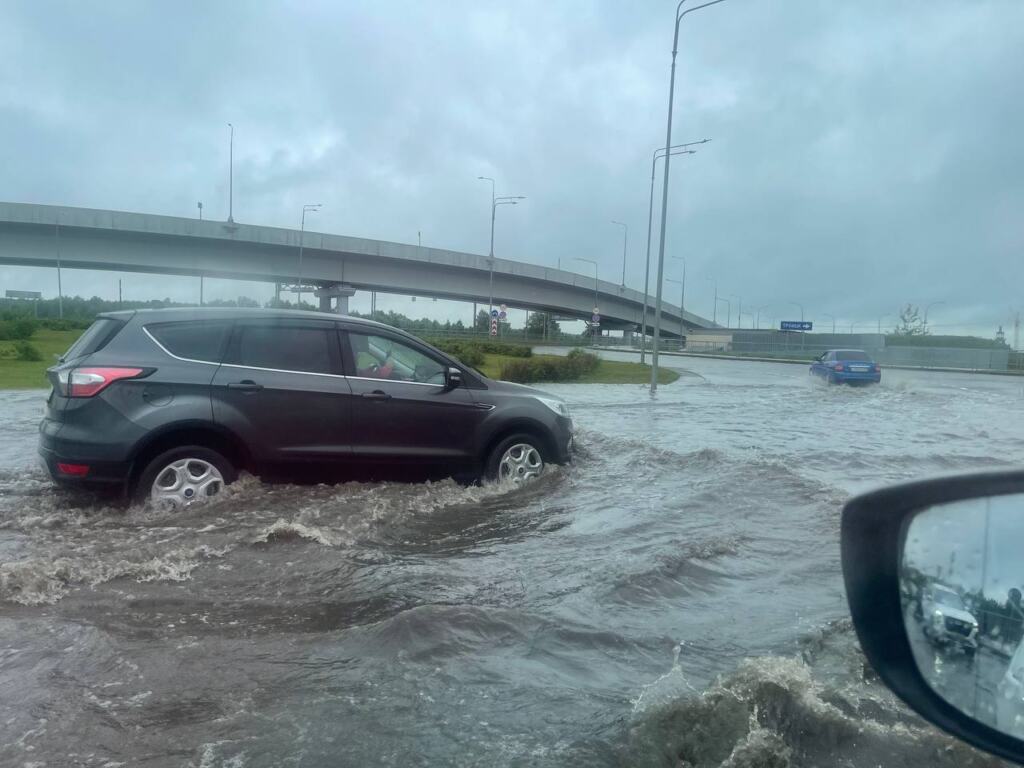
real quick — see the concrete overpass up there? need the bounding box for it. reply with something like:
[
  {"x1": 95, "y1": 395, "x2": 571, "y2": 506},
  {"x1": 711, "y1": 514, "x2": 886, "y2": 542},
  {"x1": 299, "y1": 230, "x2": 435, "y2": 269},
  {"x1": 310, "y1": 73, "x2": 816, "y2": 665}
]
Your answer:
[{"x1": 0, "y1": 202, "x2": 715, "y2": 336}]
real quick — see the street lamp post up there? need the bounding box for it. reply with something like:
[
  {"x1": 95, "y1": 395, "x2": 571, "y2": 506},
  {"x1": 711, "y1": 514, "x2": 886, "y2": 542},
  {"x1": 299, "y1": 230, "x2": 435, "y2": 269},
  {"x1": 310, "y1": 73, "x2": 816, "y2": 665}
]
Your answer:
[
  {"x1": 753, "y1": 304, "x2": 768, "y2": 330},
  {"x1": 575, "y1": 257, "x2": 599, "y2": 347},
  {"x1": 730, "y1": 295, "x2": 742, "y2": 329},
  {"x1": 666, "y1": 277, "x2": 684, "y2": 350},
  {"x1": 611, "y1": 220, "x2": 628, "y2": 287},
  {"x1": 477, "y1": 176, "x2": 524, "y2": 312},
  {"x1": 877, "y1": 314, "x2": 891, "y2": 334},
  {"x1": 227, "y1": 123, "x2": 234, "y2": 224},
  {"x1": 705, "y1": 276, "x2": 718, "y2": 325},
  {"x1": 197, "y1": 201, "x2": 203, "y2": 220},
  {"x1": 823, "y1": 313, "x2": 836, "y2": 334},
  {"x1": 297, "y1": 203, "x2": 321, "y2": 307},
  {"x1": 717, "y1": 297, "x2": 731, "y2": 328},
  {"x1": 640, "y1": 141, "x2": 705, "y2": 365},
  {"x1": 650, "y1": 0, "x2": 728, "y2": 395}
]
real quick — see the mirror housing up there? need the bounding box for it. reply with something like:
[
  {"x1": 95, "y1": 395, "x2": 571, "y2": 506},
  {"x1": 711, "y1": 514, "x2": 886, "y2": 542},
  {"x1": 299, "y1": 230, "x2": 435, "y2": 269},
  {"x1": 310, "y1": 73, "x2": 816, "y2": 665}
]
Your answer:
[
  {"x1": 444, "y1": 366, "x2": 462, "y2": 390},
  {"x1": 842, "y1": 470, "x2": 1024, "y2": 764}
]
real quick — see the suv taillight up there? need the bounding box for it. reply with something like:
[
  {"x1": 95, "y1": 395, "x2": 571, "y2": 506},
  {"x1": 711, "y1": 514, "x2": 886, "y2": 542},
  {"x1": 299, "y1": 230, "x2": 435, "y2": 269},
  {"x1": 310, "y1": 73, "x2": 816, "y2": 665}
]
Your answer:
[
  {"x1": 65, "y1": 367, "x2": 145, "y2": 397},
  {"x1": 874, "y1": 364, "x2": 881, "y2": 372},
  {"x1": 834, "y1": 363, "x2": 845, "y2": 371}
]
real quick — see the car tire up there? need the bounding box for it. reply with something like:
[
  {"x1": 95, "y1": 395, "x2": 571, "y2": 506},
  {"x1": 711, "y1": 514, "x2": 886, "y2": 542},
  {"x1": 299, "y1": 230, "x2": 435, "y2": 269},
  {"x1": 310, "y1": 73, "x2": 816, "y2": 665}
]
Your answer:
[
  {"x1": 134, "y1": 445, "x2": 237, "y2": 507},
  {"x1": 485, "y1": 434, "x2": 546, "y2": 485}
]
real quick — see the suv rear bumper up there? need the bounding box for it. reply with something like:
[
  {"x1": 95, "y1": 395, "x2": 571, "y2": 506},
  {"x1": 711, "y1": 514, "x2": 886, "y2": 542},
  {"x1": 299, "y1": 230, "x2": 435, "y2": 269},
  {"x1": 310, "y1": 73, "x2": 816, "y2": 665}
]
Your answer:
[{"x1": 38, "y1": 433, "x2": 132, "y2": 488}]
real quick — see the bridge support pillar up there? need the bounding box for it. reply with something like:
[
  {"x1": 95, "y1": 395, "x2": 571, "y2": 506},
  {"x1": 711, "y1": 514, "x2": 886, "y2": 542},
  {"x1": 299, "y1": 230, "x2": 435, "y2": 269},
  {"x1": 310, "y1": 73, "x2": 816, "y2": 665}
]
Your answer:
[{"x1": 314, "y1": 283, "x2": 356, "y2": 315}]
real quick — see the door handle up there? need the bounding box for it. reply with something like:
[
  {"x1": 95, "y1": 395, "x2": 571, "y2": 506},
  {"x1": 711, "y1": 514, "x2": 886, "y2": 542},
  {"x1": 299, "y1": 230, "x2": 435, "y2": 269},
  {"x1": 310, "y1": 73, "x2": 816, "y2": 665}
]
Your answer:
[
  {"x1": 361, "y1": 390, "x2": 392, "y2": 401},
  {"x1": 227, "y1": 380, "x2": 263, "y2": 392}
]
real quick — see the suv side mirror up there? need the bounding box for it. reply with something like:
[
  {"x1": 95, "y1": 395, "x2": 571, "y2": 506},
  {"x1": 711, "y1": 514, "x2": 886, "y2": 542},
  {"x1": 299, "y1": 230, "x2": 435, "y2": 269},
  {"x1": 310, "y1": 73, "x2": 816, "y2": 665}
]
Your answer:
[
  {"x1": 444, "y1": 366, "x2": 462, "y2": 390},
  {"x1": 842, "y1": 470, "x2": 1024, "y2": 764}
]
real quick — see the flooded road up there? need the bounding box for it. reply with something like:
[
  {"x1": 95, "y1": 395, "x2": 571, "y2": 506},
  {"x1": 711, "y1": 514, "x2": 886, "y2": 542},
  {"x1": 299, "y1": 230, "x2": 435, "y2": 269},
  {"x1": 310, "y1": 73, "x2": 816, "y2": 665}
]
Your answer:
[{"x1": 2, "y1": 355, "x2": 1024, "y2": 767}]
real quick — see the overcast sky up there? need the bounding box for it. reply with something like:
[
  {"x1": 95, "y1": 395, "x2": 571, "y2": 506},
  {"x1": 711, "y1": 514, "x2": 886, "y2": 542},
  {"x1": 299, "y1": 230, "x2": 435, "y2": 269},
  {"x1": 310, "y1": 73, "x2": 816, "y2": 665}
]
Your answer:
[{"x1": 1, "y1": 1, "x2": 1021, "y2": 335}]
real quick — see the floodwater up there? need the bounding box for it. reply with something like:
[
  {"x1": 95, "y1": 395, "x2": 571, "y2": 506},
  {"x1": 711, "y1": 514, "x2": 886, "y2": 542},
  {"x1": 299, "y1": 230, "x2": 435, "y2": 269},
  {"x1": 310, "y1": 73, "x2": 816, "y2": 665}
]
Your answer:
[{"x1": 2, "y1": 354, "x2": 1023, "y2": 767}]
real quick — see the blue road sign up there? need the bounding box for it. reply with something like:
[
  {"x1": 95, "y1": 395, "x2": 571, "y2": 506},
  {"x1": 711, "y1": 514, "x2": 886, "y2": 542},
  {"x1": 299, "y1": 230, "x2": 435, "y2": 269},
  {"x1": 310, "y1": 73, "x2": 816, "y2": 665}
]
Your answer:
[
  {"x1": 780, "y1": 321, "x2": 813, "y2": 331},
  {"x1": 592, "y1": 314, "x2": 600, "y2": 324},
  {"x1": 490, "y1": 309, "x2": 499, "y2": 319},
  {"x1": 498, "y1": 311, "x2": 507, "y2": 320}
]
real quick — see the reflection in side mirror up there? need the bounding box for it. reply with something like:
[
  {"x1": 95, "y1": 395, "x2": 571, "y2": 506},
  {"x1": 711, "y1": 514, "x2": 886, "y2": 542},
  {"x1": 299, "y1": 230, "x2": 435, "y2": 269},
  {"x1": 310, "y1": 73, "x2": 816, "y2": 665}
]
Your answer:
[
  {"x1": 445, "y1": 366, "x2": 462, "y2": 389},
  {"x1": 902, "y1": 495, "x2": 1024, "y2": 737}
]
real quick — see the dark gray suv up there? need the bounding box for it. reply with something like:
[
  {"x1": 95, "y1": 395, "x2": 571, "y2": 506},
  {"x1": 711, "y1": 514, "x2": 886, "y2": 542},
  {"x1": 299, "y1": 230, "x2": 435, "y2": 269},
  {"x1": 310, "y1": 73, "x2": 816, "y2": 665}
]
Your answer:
[{"x1": 39, "y1": 308, "x2": 573, "y2": 506}]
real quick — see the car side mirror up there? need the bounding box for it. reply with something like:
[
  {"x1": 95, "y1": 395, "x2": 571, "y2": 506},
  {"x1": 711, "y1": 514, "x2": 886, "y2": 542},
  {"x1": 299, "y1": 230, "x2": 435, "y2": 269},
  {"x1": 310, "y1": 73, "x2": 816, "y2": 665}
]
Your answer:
[
  {"x1": 444, "y1": 366, "x2": 462, "y2": 390},
  {"x1": 842, "y1": 470, "x2": 1024, "y2": 764}
]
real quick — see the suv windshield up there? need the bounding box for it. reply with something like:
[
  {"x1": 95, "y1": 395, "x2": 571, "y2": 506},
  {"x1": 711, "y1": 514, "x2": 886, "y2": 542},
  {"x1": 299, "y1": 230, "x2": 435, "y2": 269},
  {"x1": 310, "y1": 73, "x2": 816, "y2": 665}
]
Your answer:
[{"x1": 934, "y1": 588, "x2": 966, "y2": 611}]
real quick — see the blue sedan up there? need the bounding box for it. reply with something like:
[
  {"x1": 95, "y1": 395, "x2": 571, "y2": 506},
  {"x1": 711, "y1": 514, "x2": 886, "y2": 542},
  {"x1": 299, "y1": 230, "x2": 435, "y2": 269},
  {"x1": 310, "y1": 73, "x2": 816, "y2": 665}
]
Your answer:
[{"x1": 810, "y1": 349, "x2": 881, "y2": 384}]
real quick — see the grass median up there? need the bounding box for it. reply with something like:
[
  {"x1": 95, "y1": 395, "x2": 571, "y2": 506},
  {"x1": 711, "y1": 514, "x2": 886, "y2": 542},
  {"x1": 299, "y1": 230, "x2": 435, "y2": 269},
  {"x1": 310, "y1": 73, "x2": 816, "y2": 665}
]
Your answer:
[
  {"x1": 0, "y1": 329, "x2": 79, "y2": 389},
  {"x1": 477, "y1": 352, "x2": 679, "y2": 385}
]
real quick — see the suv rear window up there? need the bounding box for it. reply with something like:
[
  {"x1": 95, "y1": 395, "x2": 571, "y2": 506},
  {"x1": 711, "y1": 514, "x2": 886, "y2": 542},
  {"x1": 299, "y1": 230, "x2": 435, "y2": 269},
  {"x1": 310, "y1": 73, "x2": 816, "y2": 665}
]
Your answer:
[
  {"x1": 61, "y1": 317, "x2": 125, "y2": 361},
  {"x1": 836, "y1": 350, "x2": 871, "y2": 361},
  {"x1": 147, "y1": 321, "x2": 232, "y2": 363},
  {"x1": 234, "y1": 325, "x2": 335, "y2": 374}
]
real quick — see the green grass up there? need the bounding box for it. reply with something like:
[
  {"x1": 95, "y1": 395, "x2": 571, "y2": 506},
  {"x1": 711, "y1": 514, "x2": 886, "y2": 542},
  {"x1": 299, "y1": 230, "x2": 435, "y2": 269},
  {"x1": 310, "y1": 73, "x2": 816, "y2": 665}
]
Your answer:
[
  {"x1": 0, "y1": 329, "x2": 80, "y2": 389},
  {"x1": 478, "y1": 353, "x2": 679, "y2": 384}
]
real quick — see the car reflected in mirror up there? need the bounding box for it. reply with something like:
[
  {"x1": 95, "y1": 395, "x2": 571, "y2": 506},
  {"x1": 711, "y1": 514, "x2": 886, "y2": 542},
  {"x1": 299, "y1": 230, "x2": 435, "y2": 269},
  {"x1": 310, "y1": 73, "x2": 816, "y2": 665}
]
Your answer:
[
  {"x1": 901, "y1": 495, "x2": 1024, "y2": 733},
  {"x1": 842, "y1": 471, "x2": 1024, "y2": 765}
]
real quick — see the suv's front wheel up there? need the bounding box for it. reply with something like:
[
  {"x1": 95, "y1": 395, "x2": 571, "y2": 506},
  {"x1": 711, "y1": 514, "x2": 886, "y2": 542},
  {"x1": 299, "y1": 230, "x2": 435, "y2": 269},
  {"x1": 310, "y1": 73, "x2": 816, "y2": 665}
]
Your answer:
[
  {"x1": 135, "y1": 446, "x2": 236, "y2": 508},
  {"x1": 485, "y1": 434, "x2": 546, "y2": 485}
]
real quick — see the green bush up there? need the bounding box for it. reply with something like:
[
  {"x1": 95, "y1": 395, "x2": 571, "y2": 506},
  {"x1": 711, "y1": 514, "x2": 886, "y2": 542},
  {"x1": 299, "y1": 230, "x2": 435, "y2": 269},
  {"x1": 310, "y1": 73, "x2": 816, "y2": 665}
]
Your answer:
[
  {"x1": 429, "y1": 339, "x2": 533, "y2": 366},
  {"x1": 499, "y1": 351, "x2": 600, "y2": 383},
  {"x1": 40, "y1": 318, "x2": 90, "y2": 331},
  {"x1": 0, "y1": 318, "x2": 38, "y2": 340},
  {"x1": 13, "y1": 340, "x2": 42, "y2": 361}
]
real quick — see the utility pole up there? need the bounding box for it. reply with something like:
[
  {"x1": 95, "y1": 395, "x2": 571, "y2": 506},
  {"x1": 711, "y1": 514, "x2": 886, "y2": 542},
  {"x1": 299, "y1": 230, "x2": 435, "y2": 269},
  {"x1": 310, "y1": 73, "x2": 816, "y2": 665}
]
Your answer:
[
  {"x1": 197, "y1": 201, "x2": 203, "y2": 220},
  {"x1": 54, "y1": 223, "x2": 63, "y2": 319},
  {"x1": 1014, "y1": 312, "x2": 1020, "y2": 350},
  {"x1": 227, "y1": 123, "x2": 235, "y2": 223},
  {"x1": 118, "y1": 279, "x2": 122, "y2": 308},
  {"x1": 297, "y1": 203, "x2": 322, "y2": 307},
  {"x1": 650, "y1": 0, "x2": 728, "y2": 394}
]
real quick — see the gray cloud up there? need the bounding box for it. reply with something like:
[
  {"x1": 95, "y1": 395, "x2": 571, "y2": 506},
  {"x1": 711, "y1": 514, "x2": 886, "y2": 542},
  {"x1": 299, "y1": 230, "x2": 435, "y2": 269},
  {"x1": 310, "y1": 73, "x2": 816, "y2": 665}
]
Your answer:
[{"x1": 1, "y1": 0, "x2": 1021, "y2": 334}]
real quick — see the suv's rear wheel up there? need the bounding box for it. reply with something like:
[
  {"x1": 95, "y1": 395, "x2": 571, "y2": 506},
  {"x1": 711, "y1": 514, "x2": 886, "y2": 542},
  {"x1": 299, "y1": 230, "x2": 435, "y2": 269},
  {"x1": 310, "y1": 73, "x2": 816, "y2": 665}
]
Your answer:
[
  {"x1": 135, "y1": 446, "x2": 236, "y2": 508},
  {"x1": 485, "y1": 434, "x2": 546, "y2": 484}
]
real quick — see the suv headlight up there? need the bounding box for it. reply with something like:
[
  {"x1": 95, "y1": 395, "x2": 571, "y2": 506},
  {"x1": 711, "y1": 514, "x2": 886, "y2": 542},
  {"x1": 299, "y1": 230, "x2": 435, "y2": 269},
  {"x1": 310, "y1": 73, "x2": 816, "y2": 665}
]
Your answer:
[{"x1": 536, "y1": 396, "x2": 570, "y2": 418}]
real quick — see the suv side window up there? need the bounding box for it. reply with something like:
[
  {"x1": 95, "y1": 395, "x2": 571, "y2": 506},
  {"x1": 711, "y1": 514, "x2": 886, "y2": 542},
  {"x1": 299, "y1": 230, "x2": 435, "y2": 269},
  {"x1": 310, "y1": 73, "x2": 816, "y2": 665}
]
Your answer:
[
  {"x1": 233, "y1": 324, "x2": 337, "y2": 375},
  {"x1": 146, "y1": 320, "x2": 232, "y2": 363},
  {"x1": 346, "y1": 332, "x2": 445, "y2": 384}
]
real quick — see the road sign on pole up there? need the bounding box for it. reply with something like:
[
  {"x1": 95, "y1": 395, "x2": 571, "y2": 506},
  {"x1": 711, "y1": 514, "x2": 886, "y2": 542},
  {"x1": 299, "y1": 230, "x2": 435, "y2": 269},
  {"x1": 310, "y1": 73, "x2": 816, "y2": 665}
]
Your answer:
[
  {"x1": 498, "y1": 310, "x2": 507, "y2": 320},
  {"x1": 489, "y1": 319, "x2": 498, "y2": 337},
  {"x1": 780, "y1": 321, "x2": 812, "y2": 331},
  {"x1": 490, "y1": 309, "x2": 499, "y2": 319}
]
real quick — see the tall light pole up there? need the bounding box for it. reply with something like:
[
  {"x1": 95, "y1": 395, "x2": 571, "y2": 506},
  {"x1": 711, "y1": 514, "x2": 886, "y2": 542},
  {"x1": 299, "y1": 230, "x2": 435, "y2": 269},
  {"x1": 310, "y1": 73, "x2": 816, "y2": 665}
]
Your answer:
[
  {"x1": 650, "y1": 0, "x2": 728, "y2": 395},
  {"x1": 788, "y1": 301, "x2": 804, "y2": 322},
  {"x1": 197, "y1": 201, "x2": 203, "y2": 220},
  {"x1": 477, "y1": 176, "x2": 524, "y2": 311},
  {"x1": 705, "y1": 276, "x2": 719, "y2": 324},
  {"x1": 640, "y1": 141, "x2": 705, "y2": 364},
  {"x1": 297, "y1": 203, "x2": 321, "y2": 307},
  {"x1": 730, "y1": 294, "x2": 742, "y2": 329},
  {"x1": 575, "y1": 257, "x2": 599, "y2": 346},
  {"x1": 924, "y1": 301, "x2": 945, "y2": 333},
  {"x1": 611, "y1": 220, "x2": 628, "y2": 287},
  {"x1": 671, "y1": 254, "x2": 687, "y2": 341},
  {"x1": 877, "y1": 314, "x2": 891, "y2": 334},
  {"x1": 753, "y1": 304, "x2": 768, "y2": 330},
  {"x1": 718, "y1": 296, "x2": 731, "y2": 328},
  {"x1": 823, "y1": 313, "x2": 836, "y2": 334},
  {"x1": 666, "y1": 277, "x2": 684, "y2": 349},
  {"x1": 227, "y1": 123, "x2": 234, "y2": 224}
]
